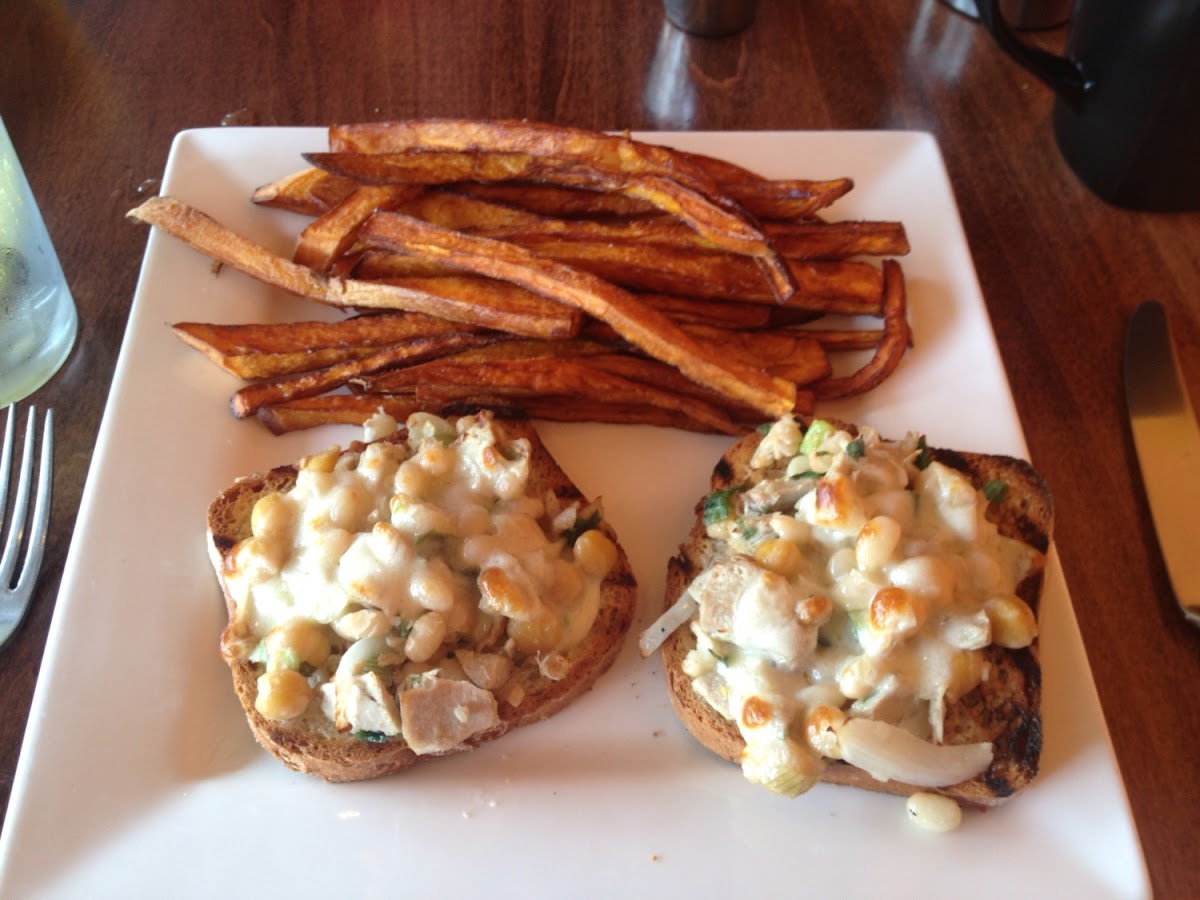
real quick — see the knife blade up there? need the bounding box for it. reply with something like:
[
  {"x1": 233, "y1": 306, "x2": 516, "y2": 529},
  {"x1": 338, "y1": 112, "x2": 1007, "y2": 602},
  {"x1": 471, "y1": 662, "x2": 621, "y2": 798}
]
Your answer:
[{"x1": 1124, "y1": 300, "x2": 1200, "y2": 626}]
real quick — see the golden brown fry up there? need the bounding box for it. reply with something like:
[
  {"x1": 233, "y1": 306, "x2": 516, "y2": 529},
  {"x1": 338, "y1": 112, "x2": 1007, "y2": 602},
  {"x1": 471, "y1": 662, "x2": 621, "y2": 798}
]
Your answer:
[
  {"x1": 173, "y1": 311, "x2": 472, "y2": 355},
  {"x1": 815, "y1": 260, "x2": 912, "y2": 399},
  {"x1": 351, "y1": 251, "x2": 460, "y2": 278},
  {"x1": 231, "y1": 332, "x2": 501, "y2": 418},
  {"x1": 293, "y1": 184, "x2": 419, "y2": 271},
  {"x1": 762, "y1": 220, "x2": 910, "y2": 259},
  {"x1": 438, "y1": 235, "x2": 885, "y2": 311},
  {"x1": 307, "y1": 148, "x2": 794, "y2": 299},
  {"x1": 677, "y1": 323, "x2": 831, "y2": 386},
  {"x1": 788, "y1": 327, "x2": 885, "y2": 351},
  {"x1": 357, "y1": 211, "x2": 796, "y2": 417},
  {"x1": 662, "y1": 148, "x2": 856, "y2": 216},
  {"x1": 469, "y1": 214, "x2": 908, "y2": 260},
  {"x1": 393, "y1": 190, "x2": 548, "y2": 231},
  {"x1": 447, "y1": 182, "x2": 656, "y2": 218},
  {"x1": 319, "y1": 120, "x2": 798, "y2": 300},
  {"x1": 128, "y1": 196, "x2": 579, "y2": 339},
  {"x1": 256, "y1": 390, "x2": 727, "y2": 435},
  {"x1": 255, "y1": 394, "x2": 429, "y2": 434},
  {"x1": 171, "y1": 313, "x2": 479, "y2": 378},
  {"x1": 633, "y1": 294, "x2": 772, "y2": 329},
  {"x1": 357, "y1": 356, "x2": 742, "y2": 435},
  {"x1": 711, "y1": 177, "x2": 855, "y2": 219},
  {"x1": 331, "y1": 121, "x2": 840, "y2": 221},
  {"x1": 251, "y1": 167, "x2": 359, "y2": 215},
  {"x1": 368, "y1": 275, "x2": 582, "y2": 328}
]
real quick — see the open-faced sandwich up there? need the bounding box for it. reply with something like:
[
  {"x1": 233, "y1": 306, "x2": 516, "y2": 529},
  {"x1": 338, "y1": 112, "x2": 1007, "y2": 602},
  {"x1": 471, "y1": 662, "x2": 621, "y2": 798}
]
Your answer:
[
  {"x1": 642, "y1": 415, "x2": 1051, "y2": 829},
  {"x1": 210, "y1": 409, "x2": 637, "y2": 781}
]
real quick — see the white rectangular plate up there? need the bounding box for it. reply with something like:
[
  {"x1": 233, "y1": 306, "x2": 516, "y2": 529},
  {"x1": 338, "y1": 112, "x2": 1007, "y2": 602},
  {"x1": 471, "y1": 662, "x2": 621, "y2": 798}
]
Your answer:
[{"x1": 0, "y1": 129, "x2": 1149, "y2": 898}]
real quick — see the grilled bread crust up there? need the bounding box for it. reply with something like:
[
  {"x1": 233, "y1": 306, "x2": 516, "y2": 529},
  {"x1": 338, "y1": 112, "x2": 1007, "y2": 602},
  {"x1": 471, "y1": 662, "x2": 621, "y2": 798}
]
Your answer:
[
  {"x1": 208, "y1": 418, "x2": 637, "y2": 782},
  {"x1": 661, "y1": 427, "x2": 1052, "y2": 807}
]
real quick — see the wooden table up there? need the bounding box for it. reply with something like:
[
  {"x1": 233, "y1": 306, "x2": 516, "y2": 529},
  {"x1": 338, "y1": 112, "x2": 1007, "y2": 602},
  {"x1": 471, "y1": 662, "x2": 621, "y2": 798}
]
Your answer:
[{"x1": 2, "y1": 1, "x2": 1197, "y2": 895}]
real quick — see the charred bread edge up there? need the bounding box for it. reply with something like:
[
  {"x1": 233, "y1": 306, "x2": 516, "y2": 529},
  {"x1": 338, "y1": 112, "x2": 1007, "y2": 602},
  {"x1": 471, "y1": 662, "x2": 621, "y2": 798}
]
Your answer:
[
  {"x1": 660, "y1": 425, "x2": 1053, "y2": 807},
  {"x1": 209, "y1": 417, "x2": 638, "y2": 782}
]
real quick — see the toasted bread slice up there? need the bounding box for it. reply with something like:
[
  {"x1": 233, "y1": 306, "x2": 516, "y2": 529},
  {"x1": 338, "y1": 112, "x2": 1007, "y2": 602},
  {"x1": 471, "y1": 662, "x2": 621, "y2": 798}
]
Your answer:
[
  {"x1": 209, "y1": 412, "x2": 637, "y2": 782},
  {"x1": 658, "y1": 420, "x2": 1052, "y2": 807}
]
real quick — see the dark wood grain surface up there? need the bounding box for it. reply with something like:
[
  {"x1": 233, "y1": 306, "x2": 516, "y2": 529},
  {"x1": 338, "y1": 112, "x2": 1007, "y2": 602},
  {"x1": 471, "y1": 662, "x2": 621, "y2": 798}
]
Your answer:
[{"x1": 2, "y1": 1, "x2": 1197, "y2": 895}]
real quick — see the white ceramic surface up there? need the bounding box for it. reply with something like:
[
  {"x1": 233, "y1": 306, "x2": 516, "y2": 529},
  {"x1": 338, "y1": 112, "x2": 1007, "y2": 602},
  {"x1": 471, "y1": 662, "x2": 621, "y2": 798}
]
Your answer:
[{"x1": 0, "y1": 128, "x2": 1148, "y2": 899}]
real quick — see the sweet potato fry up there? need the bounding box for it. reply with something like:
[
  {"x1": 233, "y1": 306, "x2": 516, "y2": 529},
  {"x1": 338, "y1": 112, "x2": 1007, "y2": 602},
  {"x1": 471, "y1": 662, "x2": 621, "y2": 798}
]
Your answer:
[
  {"x1": 171, "y1": 312, "x2": 479, "y2": 378},
  {"x1": 329, "y1": 120, "x2": 739, "y2": 199},
  {"x1": 251, "y1": 167, "x2": 359, "y2": 215},
  {"x1": 293, "y1": 184, "x2": 420, "y2": 271},
  {"x1": 762, "y1": 220, "x2": 909, "y2": 259},
  {"x1": 173, "y1": 311, "x2": 472, "y2": 355},
  {"x1": 445, "y1": 235, "x2": 884, "y2": 311},
  {"x1": 307, "y1": 148, "x2": 795, "y2": 300},
  {"x1": 447, "y1": 182, "x2": 656, "y2": 218},
  {"x1": 414, "y1": 362, "x2": 816, "y2": 426},
  {"x1": 330, "y1": 120, "x2": 847, "y2": 219},
  {"x1": 256, "y1": 394, "x2": 428, "y2": 434},
  {"x1": 790, "y1": 327, "x2": 885, "y2": 351},
  {"x1": 355, "y1": 355, "x2": 743, "y2": 434},
  {"x1": 633, "y1": 294, "x2": 772, "y2": 328},
  {"x1": 815, "y1": 260, "x2": 912, "y2": 399},
  {"x1": 231, "y1": 332, "x2": 502, "y2": 418},
  {"x1": 393, "y1": 190, "x2": 548, "y2": 232},
  {"x1": 127, "y1": 197, "x2": 579, "y2": 338},
  {"x1": 470, "y1": 214, "x2": 908, "y2": 261},
  {"x1": 677, "y1": 323, "x2": 831, "y2": 386},
  {"x1": 356, "y1": 211, "x2": 796, "y2": 417},
  {"x1": 256, "y1": 391, "x2": 729, "y2": 435}
]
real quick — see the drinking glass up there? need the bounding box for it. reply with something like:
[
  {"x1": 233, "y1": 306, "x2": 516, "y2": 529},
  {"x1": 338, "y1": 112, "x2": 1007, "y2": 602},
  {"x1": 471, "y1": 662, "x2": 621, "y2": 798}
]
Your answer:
[{"x1": 1, "y1": 117, "x2": 78, "y2": 404}]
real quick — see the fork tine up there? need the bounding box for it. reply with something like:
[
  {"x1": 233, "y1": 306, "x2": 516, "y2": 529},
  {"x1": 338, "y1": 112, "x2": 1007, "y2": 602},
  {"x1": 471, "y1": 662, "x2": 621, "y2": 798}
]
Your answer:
[
  {"x1": 14, "y1": 409, "x2": 53, "y2": 594},
  {"x1": 0, "y1": 406, "x2": 37, "y2": 588},
  {"x1": 0, "y1": 405, "x2": 13, "y2": 517}
]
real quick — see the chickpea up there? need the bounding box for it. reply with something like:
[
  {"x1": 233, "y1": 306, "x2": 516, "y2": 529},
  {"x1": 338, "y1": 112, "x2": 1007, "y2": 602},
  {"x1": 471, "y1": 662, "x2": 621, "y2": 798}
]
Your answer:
[
  {"x1": 255, "y1": 669, "x2": 313, "y2": 721},
  {"x1": 300, "y1": 447, "x2": 341, "y2": 474},
  {"x1": 753, "y1": 538, "x2": 805, "y2": 578},
  {"x1": 508, "y1": 608, "x2": 563, "y2": 654},
  {"x1": 985, "y1": 594, "x2": 1038, "y2": 648},
  {"x1": 251, "y1": 492, "x2": 294, "y2": 541},
  {"x1": 573, "y1": 529, "x2": 618, "y2": 579},
  {"x1": 405, "y1": 611, "x2": 447, "y2": 663},
  {"x1": 804, "y1": 704, "x2": 847, "y2": 759},
  {"x1": 869, "y1": 585, "x2": 929, "y2": 635}
]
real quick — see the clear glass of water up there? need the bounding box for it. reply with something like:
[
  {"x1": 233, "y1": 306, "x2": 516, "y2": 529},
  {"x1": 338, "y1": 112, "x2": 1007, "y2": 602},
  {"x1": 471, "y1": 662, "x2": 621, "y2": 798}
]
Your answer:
[{"x1": 1, "y1": 117, "x2": 78, "y2": 405}]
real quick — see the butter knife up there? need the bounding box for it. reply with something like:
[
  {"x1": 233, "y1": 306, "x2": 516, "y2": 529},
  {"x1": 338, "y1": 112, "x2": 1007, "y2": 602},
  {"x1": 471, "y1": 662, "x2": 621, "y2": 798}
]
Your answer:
[{"x1": 1124, "y1": 301, "x2": 1200, "y2": 625}]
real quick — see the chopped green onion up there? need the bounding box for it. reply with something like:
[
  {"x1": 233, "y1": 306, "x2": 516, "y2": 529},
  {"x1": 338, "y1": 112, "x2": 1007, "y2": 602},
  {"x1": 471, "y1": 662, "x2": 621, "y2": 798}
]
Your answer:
[
  {"x1": 703, "y1": 484, "x2": 747, "y2": 525},
  {"x1": 354, "y1": 730, "x2": 389, "y2": 743},
  {"x1": 799, "y1": 419, "x2": 834, "y2": 455},
  {"x1": 914, "y1": 435, "x2": 932, "y2": 470},
  {"x1": 845, "y1": 437, "x2": 866, "y2": 458},
  {"x1": 564, "y1": 508, "x2": 602, "y2": 544},
  {"x1": 249, "y1": 640, "x2": 269, "y2": 665},
  {"x1": 983, "y1": 480, "x2": 1009, "y2": 503}
]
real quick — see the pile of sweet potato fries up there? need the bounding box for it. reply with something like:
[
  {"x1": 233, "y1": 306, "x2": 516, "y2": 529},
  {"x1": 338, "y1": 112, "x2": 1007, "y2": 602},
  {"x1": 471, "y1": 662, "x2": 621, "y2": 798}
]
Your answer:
[{"x1": 128, "y1": 120, "x2": 912, "y2": 434}]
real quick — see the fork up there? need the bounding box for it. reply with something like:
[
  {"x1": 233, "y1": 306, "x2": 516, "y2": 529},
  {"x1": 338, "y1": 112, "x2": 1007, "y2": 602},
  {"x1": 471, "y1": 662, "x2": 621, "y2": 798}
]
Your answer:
[{"x1": 0, "y1": 404, "x2": 54, "y2": 651}]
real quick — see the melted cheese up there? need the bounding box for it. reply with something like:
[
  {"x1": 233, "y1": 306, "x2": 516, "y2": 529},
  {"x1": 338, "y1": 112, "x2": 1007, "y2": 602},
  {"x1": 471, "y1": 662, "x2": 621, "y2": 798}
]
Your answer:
[
  {"x1": 681, "y1": 416, "x2": 1039, "y2": 794},
  {"x1": 222, "y1": 411, "x2": 614, "y2": 750}
]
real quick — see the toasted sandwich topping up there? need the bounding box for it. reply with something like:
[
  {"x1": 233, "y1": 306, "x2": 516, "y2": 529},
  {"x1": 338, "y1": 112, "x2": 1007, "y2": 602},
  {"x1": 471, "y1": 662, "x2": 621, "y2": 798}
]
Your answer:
[
  {"x1": 221, "y1": 410, "x2": 617, "y2": 752},
  {"x1": 645, "y1": 415, "x2": 1043, "y2": 798}
]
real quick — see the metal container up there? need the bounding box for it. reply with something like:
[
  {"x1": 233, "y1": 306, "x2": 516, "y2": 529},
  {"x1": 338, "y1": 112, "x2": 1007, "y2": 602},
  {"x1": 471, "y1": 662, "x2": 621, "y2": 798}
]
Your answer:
[
  {"x1": 663, "y1": 0, "x2": 757, "y2": 37},
  {"x1": 943, "y1": 0, "x2": 1072, "y2": 30}
]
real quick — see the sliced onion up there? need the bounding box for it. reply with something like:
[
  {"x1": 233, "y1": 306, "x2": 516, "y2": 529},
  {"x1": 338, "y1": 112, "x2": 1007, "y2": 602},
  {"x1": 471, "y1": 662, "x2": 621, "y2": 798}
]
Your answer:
[
  {"x1": 638, "y1": 595, "x2": 697, "y2": 658},
  {"x1": 839, "y1": 717, "x2": 993, "y2": 788}
]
